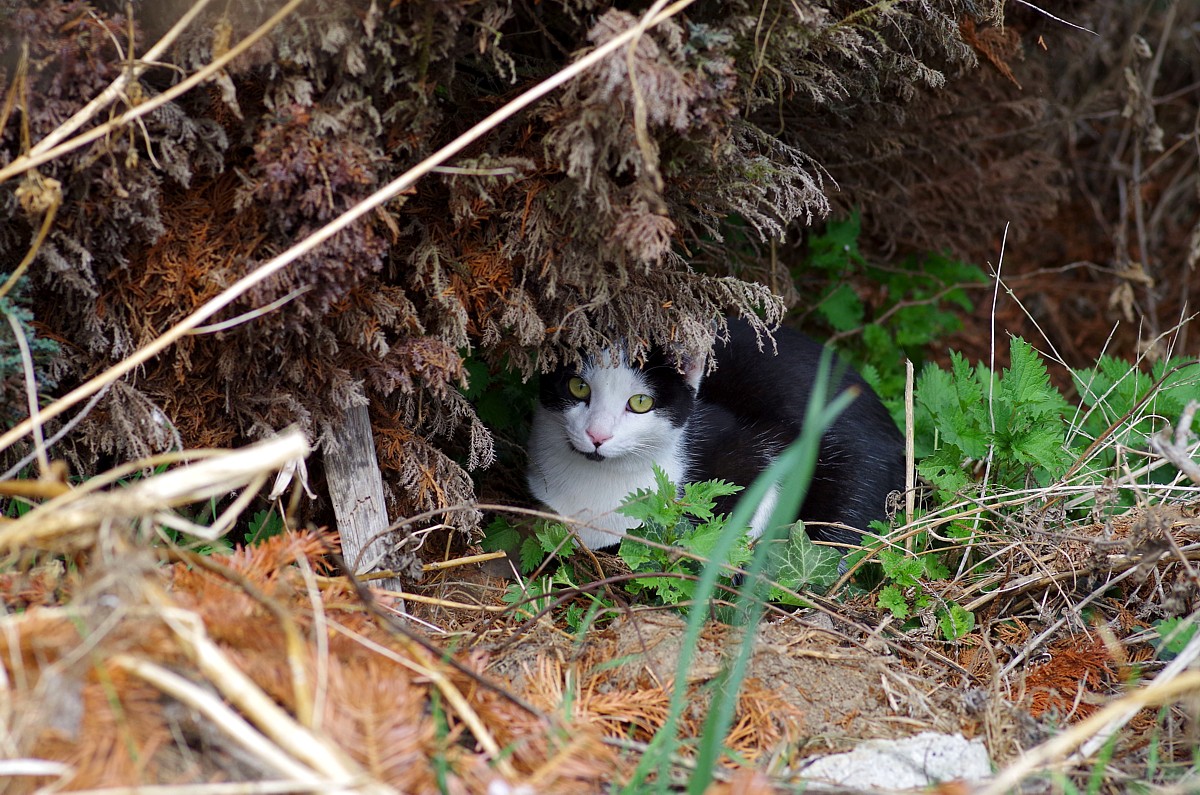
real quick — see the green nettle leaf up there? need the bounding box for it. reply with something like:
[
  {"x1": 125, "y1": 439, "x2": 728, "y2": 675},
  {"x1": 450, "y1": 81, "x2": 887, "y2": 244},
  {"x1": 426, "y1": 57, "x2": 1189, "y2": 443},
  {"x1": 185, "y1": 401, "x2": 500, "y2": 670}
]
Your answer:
[
  {"x1": 1002, "y1": 338, "x2": 1056, "y2": 409},
  {"x1": 685, "y1": 519, "x2": 729, "y2": 559},
  {"x1": 519, "y1": 537, "x2": 544, "y2": 574},
  {"x1": 536, "y1": 522, "x2": 577, "y2": 556},
  {"x1": 618, "y1": 535, "x2": 657, "y2": 569},
  {"x1": 564, "y1": 603, "x2": 585, "y2": 631},
  {"x1": 617, "y1": 488, "x2": 661, "y2": 524},
  {"x1": 938, "y1": 603, "x2": 976, "y2": 641},
  {"x1": 680, "y1": 478, "x2": 741, "y2": 521},
  {"x1": 481, "y1": 517, "x2": 521, "y2": 554},
  {"x1": 921, "y1": 554, "x2": 951, "y2": 581},
  {"x1": 807, "y1": 211, "x2": 865, "y2": 272},
  {"x1": 818, "y1": 283, "x2": 865, "y2": 331},
  {"x1": 645, "y1": 575, "x2": 691, "y2": 604},
  {"x1": 917, "y1": 447, "x2": 971, "y2": 493},
  {"x1": 861, "y1": 322, "x2": 890, "y2": 353},
  {"x1": 879, "y1": 548, "x2": 924, "y2": 587},
  {"x1": 620, "y1": 465, "x2": 687, "y2": 525},
  {"x1": 614, "y1": 469, "x2": 754, "y2": 609},
  {"x1": 1010, "y1": 424, "x2": 1069, "y2": 471},
  {"x1": 878, "y1": 585, "x2": 909, "y2": 619}
]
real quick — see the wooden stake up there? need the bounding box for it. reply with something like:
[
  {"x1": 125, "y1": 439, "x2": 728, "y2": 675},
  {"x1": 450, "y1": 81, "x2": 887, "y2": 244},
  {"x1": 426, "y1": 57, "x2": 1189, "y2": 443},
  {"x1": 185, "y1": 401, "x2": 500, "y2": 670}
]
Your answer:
[{"x1": 324, "y1": 404, "x2": 404, "y2": 598}]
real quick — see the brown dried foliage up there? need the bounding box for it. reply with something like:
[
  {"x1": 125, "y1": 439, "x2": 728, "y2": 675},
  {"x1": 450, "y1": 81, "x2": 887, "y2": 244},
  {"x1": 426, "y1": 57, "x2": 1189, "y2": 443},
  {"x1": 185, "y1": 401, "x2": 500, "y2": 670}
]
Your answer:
[
  {"x1": 2, "y1": 0, "x2": 1016, "y2": 536},
  {"x1": 0, "y1": 531, "x2": 621, "y2": 793}
]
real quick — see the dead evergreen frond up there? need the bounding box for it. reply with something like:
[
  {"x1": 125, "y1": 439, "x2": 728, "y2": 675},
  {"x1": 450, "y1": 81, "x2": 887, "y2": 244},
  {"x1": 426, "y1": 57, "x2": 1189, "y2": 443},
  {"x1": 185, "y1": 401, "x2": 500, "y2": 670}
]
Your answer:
[{"x1": 2, "y1": 0, "x2": 1017, "y2": 535}]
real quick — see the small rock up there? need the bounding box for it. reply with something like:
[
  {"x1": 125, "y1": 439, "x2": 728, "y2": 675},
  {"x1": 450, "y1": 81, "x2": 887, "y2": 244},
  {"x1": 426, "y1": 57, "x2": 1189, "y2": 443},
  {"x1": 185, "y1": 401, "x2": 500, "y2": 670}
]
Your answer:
[{"x1": 800, "y1": 731, "x2": 991, "y2": 790}]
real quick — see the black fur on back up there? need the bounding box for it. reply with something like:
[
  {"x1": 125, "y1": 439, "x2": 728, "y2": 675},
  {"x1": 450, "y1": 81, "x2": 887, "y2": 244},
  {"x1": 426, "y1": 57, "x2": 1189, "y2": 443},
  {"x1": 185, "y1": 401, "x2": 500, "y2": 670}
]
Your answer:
[{"x1": 689, "y1": 318, "x2": 905, "y2": 545}]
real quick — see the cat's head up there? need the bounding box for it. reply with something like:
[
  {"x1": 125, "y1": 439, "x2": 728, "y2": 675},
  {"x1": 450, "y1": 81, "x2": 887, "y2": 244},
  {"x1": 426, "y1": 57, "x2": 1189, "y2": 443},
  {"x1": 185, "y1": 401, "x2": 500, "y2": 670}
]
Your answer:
[{"x1": 537, "y1": 348, "x2": 704, "y2": 464}]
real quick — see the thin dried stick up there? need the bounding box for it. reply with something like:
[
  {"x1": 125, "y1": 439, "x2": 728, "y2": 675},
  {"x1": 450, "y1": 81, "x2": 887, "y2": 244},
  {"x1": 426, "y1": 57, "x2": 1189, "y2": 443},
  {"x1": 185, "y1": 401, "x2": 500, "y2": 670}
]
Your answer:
[
  {"x1": 3, "y1": 313, "x2": 48, "y2": 476},
  {"x1": 421, "y1": 550, "x2": 508, "y2": 572},
  {"x1": 1011, "y1": 0, "x2": 1098, "y2": 36},
  {"x1": 111, "y1": 653, "x2": 327, "y2": 785},
  {"x1": 1150, "y1": 400, "x2": 1200, "y2": 485},
  {"x1": 0, "y1": 0, "x2": 698, "y2": 457}
]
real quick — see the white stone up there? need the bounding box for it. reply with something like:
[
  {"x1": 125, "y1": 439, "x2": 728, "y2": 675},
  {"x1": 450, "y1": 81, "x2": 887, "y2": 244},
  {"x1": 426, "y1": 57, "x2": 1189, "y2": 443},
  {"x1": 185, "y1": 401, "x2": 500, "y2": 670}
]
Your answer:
[{"x1": 800, "y1": 731, "x2": 992, "y2": 790}]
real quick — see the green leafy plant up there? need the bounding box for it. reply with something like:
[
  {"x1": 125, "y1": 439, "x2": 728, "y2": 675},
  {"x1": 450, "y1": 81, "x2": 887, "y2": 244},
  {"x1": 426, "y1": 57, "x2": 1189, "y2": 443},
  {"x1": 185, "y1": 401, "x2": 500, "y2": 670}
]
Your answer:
[
  {"x1": 764, "y1": 529, "x2": 842, "y2": 604},
  {"x1": 1152, "y1": 617, "x2": 1197, "y2": 660},
  {"x1": 488, "y1": 519, "x2": 617, "y2": 632},
  {"x1": 617, "y1": 466, "x2": 748, "y2": 607},
  {"x1": 247, "y1": 508, "x2": 285, "y2": 545},
  {"x1": 1073, "y1": 355, "x2": 1200, "y2": 479},
  {"x1": 800, "y1": 210, "x2": 988, "y2": 405},
  {"x1": 915, "y1": 337, "x2": 1074, "y2": 496},
  {"x1": 460, "y1": 352, "x2": 540, "y2": 437}
]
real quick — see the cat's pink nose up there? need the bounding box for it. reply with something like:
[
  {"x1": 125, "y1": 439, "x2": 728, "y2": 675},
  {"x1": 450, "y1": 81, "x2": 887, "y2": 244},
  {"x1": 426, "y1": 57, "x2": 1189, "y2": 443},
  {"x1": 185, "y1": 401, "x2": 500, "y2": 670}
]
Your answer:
[{"x1": 587, "y1": 428, "x2": 612, "y2": 446}]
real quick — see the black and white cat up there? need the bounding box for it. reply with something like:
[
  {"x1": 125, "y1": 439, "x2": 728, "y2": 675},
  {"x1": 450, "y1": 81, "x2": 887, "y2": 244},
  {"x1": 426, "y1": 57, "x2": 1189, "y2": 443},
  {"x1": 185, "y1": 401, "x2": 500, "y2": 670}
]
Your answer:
[{"x1": 526, "y1": 318, "x2": 905, "y2": 551}]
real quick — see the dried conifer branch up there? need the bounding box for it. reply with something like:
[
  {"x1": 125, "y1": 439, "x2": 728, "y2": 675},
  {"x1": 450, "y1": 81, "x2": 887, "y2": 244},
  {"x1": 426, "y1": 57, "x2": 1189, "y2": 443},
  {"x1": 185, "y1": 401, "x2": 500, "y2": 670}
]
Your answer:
[
  {"x1": 1073, "y1": 593, "x2": 1200, "y2": 760},
  {"x1": 325, "y1": 617, "x2": 519, "y2": 781},
  {"x1": 626, "y1": 0, "x2": 672, "y2": 196},
  {"x1": 163, "y1": 546, "x2": 316, "y2": 727},
  {"x1": 154, "y1": 604, "x2": 393, "y2": 793},
  {"x1": 110, "y1": 653, "x2": 328, "y2": 785},
  {"x1": 0, "y1": 0, "x2": 305, "y2": 186},
  {"x1": 27, "y1": 0, "x2": 216, "y2": 157},
  {"x1": 979, "y1": 670, "x2": 1200, "y2": 795},
  {"x1": 0, "y1": 386, "x2": 109, "y2": 481},
  {"x1": 0, "y1": 175, "x2": 59, "y2": 300},
  {"x1": 0, "y1": 0, "x2": 697, "y2": 456}
]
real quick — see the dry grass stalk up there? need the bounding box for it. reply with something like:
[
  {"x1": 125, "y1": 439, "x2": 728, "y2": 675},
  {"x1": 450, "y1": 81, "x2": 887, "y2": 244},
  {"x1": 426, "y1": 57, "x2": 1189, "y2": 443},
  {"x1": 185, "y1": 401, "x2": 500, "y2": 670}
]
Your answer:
[
  {"x1": 979, "y1": 670, "x2": 1200, "y2": 795},
  {"x1": 0, "y1": 431, "x2": 309, "y2": 554}
]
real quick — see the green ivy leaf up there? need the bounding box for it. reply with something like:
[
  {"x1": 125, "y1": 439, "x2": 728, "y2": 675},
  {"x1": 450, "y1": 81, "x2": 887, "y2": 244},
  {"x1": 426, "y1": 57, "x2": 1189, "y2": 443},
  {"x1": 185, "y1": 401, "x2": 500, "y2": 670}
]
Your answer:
[
  {"x1": 768, "y1": 527, "x2": 841, "y2": 602},
  {"x1": 535, "y1": 522, "x2": 576, "y2": 556}
]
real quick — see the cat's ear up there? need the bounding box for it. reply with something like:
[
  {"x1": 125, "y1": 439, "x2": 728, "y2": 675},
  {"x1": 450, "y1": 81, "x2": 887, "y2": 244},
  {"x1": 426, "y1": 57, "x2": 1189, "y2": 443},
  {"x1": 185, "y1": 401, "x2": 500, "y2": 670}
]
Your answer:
[{"x1": 681, "y1": 353, "x2": 706, "y2": 392}]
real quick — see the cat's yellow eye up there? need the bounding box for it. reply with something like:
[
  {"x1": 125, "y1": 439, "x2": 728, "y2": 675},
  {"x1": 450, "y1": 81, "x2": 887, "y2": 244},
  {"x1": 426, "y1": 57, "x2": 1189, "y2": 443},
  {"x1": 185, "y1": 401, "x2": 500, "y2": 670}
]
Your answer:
[
  {"x1": 568, "y1": 376, "x2": 591, "y2": 399},
  {"x1": 627, "y1": 394, "x2": 655, "y2": 414}
]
